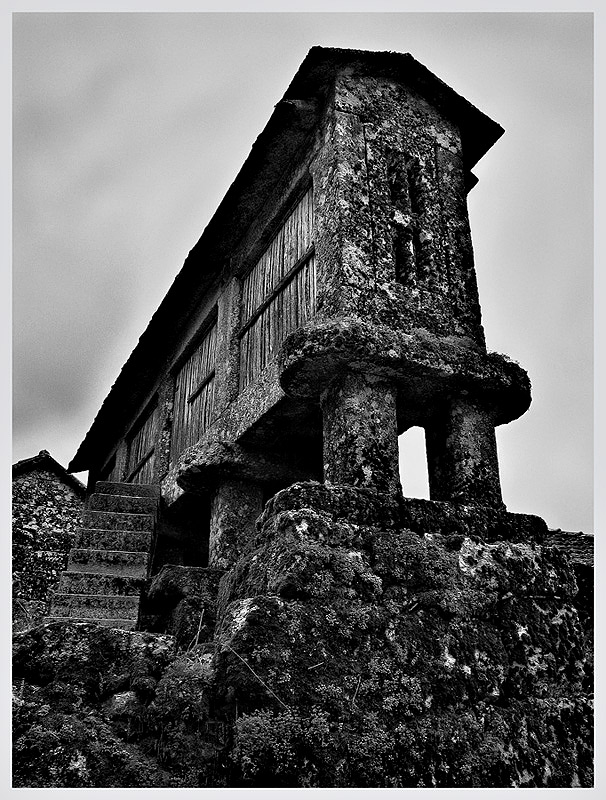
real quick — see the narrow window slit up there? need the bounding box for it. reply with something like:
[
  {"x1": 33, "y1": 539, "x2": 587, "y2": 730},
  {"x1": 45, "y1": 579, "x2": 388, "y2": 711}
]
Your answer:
[{"x1": 388, "y1": 152, "x2": 427, "y2": 286}]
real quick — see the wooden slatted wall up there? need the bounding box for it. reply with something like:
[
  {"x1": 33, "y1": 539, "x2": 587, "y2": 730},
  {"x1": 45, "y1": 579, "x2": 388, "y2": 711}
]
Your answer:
[
  {"x1": 126, "y1": 405, "x2": 157, "y2": 484},
  {"x1": 240, "y1": 187, "x2": 315, "y2": 388},
  {"x1": 171, "y1": 322, "x2": 217, "y2": 462}
]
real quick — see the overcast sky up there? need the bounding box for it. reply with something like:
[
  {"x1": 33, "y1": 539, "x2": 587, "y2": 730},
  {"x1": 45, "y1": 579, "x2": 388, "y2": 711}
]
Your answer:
[{"x1": 12, "y1": 11, "x2": 593, "y2": 532}]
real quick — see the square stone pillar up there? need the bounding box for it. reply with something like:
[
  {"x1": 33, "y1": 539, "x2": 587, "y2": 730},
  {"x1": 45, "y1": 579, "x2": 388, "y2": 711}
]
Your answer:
[
  {"x1": 425, "y1": 398, "x2": 503, "y2": 507},
  {"x1": 310, "y1": 109, "x2": 375, "y2": 319},
  {"x1": 209, "y1": 479, "x2": 264, "y2": 569},
  {"x1": 213, "y1": 275, "x2": 242, "y2": 410},
  {"x1": 321, "y1": 371, "x2": 400, "y2": 495}
]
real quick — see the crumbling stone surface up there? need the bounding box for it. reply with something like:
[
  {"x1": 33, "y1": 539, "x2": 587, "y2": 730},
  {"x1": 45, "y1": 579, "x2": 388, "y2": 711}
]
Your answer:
[
  {"x1": 397, "y1": 496, "x2": 547, "y2": 544},
  {"x1": 311, "y1": 67, "x2": 489, "y2": 345},
  {"x1": 321, "y1": 371, "x2": 401, "y2": 493},
  {"x1": 12, "y1": 599, "x2": 47, "y2": 634},
  {"x1": 209, "y1": 480, "x2": 264, "y2": 569},
  {"x1": 215, "y1": 494, "x2": 592, "y2": 787}
]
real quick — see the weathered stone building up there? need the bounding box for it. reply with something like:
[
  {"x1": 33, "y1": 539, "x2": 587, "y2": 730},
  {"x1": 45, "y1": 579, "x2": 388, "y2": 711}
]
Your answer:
[
  {"x1": 18, "y1": 47, "x2": 591, "y2": 787},
  {"x1": 12, "y1": 450, "x2": 85, "y2": 631},
  {"x1": 62, "y1": 47, "x2": 537, "y2": 619}
]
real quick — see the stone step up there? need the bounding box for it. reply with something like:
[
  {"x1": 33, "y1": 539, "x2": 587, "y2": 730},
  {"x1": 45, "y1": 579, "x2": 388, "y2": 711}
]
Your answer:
[
  {"x1": 94, "y1": 481, "x2": 161, "y2": 499},
  {"x1": 49, "y1": 593, "x2": 140, "y2": 620},
  {"x1": 68, "y1": 549, "x2": 149, "y2": 578},
  {"x1": 58, "y1": 571, "x2": 144, "y2": 597},
  {"x1": 88, "y1": 493, "x2": 159, "y2": 516},
  {"x1": 45, "y1": 616, "x2": 137, "y2": 630},
  {"x1": 74, "y1": 527, "x2": 152, "y2": 553},
  {"x1": 81, "y1": 509, "x2": 154, "y2": 533}
]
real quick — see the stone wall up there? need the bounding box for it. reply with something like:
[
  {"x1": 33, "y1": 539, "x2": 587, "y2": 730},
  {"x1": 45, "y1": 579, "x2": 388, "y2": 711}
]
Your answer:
[{"x1": 13, "y1": 456, "x2": 85, "y2": 631}]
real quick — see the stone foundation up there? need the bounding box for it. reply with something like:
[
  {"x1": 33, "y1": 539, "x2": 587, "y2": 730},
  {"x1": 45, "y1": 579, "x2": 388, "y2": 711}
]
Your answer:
[{"x1": 14, "y1": 499, "x2": 592, "y2": 788}]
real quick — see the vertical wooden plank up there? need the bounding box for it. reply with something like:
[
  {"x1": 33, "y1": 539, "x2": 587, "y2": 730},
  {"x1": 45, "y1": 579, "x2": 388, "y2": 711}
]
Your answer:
[
  {"x1": 171, "y1": 321, "x2": 217, "y2": 463},
  {"x1": 240, "y1": 188, "x2": 317, "y2": 389},
  {"x1": 127, "y1": 403, "x2": 157, "y2": 484}
]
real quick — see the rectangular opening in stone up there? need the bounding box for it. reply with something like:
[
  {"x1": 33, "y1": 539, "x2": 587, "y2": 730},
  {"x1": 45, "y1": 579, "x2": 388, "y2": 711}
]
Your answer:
[
  {"x1": 239, "y1": 187, "x2": 315, "y2": 389},
  {"x1": 398, "y1": 425, "x2": 430, "y2": 500}
]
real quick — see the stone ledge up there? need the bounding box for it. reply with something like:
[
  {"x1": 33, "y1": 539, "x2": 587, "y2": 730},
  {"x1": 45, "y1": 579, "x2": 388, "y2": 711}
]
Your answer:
[
  {"x1": 175, "y1": 440, "x2": 309, "y2": 493},
  {"x1": 260, "y1": 481, "x2": 401, "y2": 530},
  {"x1": 398, "y1": 497, "x2": 547, "y2": 544},
  {"x1": 259, "y1": 481, "x2": 547, "y2": 544},
  {"x1": 279, "y1": 317, "x2": 530, "y2": 425}
]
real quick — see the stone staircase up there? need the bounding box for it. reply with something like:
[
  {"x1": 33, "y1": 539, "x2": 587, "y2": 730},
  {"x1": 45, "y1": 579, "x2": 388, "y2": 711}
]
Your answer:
[{"x1": 47, "y1": 481, "x2": 161, "y2": 630}]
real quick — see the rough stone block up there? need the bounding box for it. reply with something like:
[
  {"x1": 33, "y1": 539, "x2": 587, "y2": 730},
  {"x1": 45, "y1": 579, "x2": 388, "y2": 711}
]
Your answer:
[
  {"x1": 82, "y1": 510, "x2": 154, "y2": 533},
  {"x1": 212, "y1": 503, "x2": 592, "y2": 787},
  {"x1": 88, "y1": 494, "x2": 159, "y2": 516},
  {"x1": 68, "y1": 549, "x2": 148, "y2": 578},
  {"x1": 58, "y1": 572, "x2": 144, "y2": 597},
  {"x1": 74, "y1": 527, "x2": 152, "y2": 553},
  {"x1": 49, "y1": 593, "x2": 140, "y2": 621}
]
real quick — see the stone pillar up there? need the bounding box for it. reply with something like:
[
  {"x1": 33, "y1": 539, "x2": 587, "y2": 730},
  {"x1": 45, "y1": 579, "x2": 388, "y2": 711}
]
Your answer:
[
  {"x1": 309, "y1": 109, "x2": 374, "y2": 319},
  {"x1": 425, "y1": 397, "x2": 503, "y2": 507},
  {"x1": 213, "y1": 276, "x2": 242, "y2": 410},
  {"x1": 208, "y1": 479, "x2": 264, "y2": 569},
  {"x1": 321, "y1": 371, "x2": 400, "y2": 494},
  {"x1": 153, "y1": 375, "x2": 176, "y2": 484}
]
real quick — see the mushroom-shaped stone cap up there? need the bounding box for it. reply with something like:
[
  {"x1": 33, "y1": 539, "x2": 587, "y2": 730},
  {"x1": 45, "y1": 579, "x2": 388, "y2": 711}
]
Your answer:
[{"x1": 278, "y1": 318, "x2": 531, "y2": 426}]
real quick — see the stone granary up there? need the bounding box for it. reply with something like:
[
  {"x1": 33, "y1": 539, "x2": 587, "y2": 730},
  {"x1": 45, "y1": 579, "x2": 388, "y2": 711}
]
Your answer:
[
  {"x1": 23, "y1": 48, "x2": 592, "y2": 788},
  {"x1": 58, "y1": 46, "x2": 547, "y2": 626}
]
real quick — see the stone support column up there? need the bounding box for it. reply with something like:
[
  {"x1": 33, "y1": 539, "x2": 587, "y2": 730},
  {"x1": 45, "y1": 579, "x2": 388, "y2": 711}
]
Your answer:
[
  {"x1": 321, "y1": 371, "x2": 400, "y2": 494},
  {"x1": 213, "y1": 276, "x2": 242, "y2": 410},
  {"x1": 208, "y1": 479, "x2": 264, "y2": 569},
  {"x1": 153, "y1": 375, "x2": 176, "y2": 484},
  {"x1": 425, "y1": 397, "x2": 503, "y2": 507}
]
